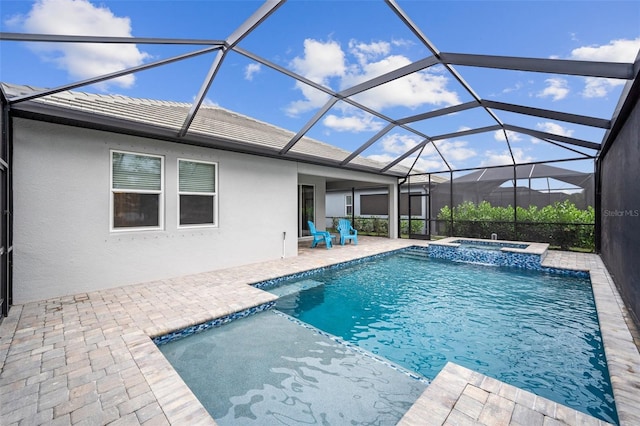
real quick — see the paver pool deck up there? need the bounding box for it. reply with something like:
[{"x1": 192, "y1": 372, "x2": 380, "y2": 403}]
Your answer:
[{"x1": 1, "y1": 236, "x2": 639, "y2": 425}]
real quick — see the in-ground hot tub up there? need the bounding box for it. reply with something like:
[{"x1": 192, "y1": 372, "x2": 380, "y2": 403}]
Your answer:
[{"x1": 428, "y1": 237, "x2": 550, "y2": 270}]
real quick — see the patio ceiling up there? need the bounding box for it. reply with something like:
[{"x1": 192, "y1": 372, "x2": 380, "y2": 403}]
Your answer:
[{"x1": 1, "y1": 0, "x2": 639, "y2": 177}]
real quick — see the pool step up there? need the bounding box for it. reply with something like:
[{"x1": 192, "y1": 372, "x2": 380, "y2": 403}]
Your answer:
[
  {"x1": 267, "y1": 279, "x2": 324, "y2": 298},
  {"x1": 400, "y1": 249, "x2": 430, "y2": 260}
]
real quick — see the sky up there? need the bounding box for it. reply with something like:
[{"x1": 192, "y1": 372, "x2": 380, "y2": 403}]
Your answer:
[{"x1": 1, "y1": 0, "x2": 639, "y2": 176}]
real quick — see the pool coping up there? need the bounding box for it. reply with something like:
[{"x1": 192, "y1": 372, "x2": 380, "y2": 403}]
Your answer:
[{"x1": 430, "y1": 236, "x2": 549, "y2": 257}]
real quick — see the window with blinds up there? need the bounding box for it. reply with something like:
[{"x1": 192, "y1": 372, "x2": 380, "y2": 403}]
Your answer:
[
  {"x1": 111, "y1": 151, "x2": 163, "y2": 230},
  {"x1": 345, "y1": 194, "x2": 353, "y2": 216},
  {"x1": 178, "y1": 159, "x2": 217, "y2": 227}
]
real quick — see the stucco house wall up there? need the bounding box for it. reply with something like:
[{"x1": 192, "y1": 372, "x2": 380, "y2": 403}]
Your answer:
[
  {"x1": 13, "y1": 118, "x2": 400, "y2": 304},
  {"x1": 13, "y1": 118, "x2": 301, "y2": 303}
]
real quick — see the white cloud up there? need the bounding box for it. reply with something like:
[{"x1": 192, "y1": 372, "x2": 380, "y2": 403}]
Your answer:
[
  {"x1": 244, "y1": 63, "x2": 261, "y2": 81},
  {"x1": 322, "y1": 112, "x2": 384, "y2": 133},
  {"x1": 501, "y1": 82, "x2": 523, "y2": 94},
  {"x1": 493, "y1": 129, "x2": 522, "y2": 142},
  {"x1": 581, "y1": 77, "x2": 623, "y2": 99},
  {"x1": 370, "y1": 137, "x2": 477, "y2": 171},
  {"x1": 284, "y1": 89, "x2": 332, "y2": 117},
  {"x1": 537, "y1": 78, "x2": 569, "y2": 101},
  {"x1": 570, "y1": 38, "x2": 640, "y2": 63},
  {"x1": 8, "y1": 0, "x2": 149, "y2": 90},
  {"x1": 366, "y1": 135, "x2": 476, "y2": 172},
  {"x1": 379, "y1": 133, "x2": 421, "y2": 154},
  {"x1": 286, "y1": 37, "x2": 460, "y2": 117},
  {"x1": 435, "y1": 139, "x2": 477, "y2": 163},
  {"x1": 536, "y1": 122, "x2": 574, "y2": 137},
  {"x1": 286, "y1": 39, "x2": 346, "y2": 116},
  {"x1": 345, "y1": 54, "x2": 460, "y2": 110},
  {"x1": 480, "y1": 148, "x2": 533, "y2": 167},
  {"x1": 349, "y1": 40, "x2": 391, "y2": 65},
  {"x1": 570, "y1": 38, "x2": 640, "y2": 98},
  {"x1": 365, "y1": 153, "x2": 445, "y2": 173},
  {"x1": 290, "y1": 38, "x2": 346, "y2": 85}
]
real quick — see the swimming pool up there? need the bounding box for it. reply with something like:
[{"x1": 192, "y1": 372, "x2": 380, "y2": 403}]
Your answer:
[
  {"x1": 269, "y1": 250, "x2": 617, "y2": 424},
  {"x1": 156, "y1": 246, "x2": 618, "y2": 424}
]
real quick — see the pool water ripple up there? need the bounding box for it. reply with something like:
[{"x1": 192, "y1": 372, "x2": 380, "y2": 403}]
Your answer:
[{"x1": 274, "y1": 253, "x2": 618, "y2": 424}]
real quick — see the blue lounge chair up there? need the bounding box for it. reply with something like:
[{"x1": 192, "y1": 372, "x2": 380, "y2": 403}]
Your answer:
[
  {"x1": 308, "y1": 221, "x2": 334, "y2": 249},
  {"x1": 337, "y1": 219, "x2": 358, "y2": 245}
]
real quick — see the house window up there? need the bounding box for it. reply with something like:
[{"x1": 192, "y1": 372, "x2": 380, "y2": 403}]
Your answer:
[
  {"x1": 345, "y1": 194, "x2": 353, "y2": 216},
  {"x1": 178, "y1": 159, "x2": 217, "y2": 227},
  {"x1": 111, "y1": 151, "x2": 163, "y2": 230}
]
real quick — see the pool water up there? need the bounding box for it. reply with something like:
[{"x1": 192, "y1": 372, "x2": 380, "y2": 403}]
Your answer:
[
  {"x1": 159, "y1": 308, "x2": 427, "y2": 425},
  {"x1": 273, "y1": 252, "x2": 618, "y2": 424}
]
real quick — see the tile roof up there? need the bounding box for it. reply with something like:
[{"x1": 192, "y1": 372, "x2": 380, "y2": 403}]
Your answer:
[{"x1": 2, "y1": 82, "x2": 411, "y2": 177}]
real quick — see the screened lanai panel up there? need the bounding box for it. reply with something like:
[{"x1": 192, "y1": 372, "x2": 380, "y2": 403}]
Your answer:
[
  {"x1": 407, "y1": 105, "x2": 499, "y2": 142},
  {"x1": 397, "y1": 1, "x2": 639, "y2": 57},
  {"x1": 346, "y1": 68, "x2": 467, "y2": 122},
  {"x1": 431, "y1": 132, "x2": 515, "y2": 171},
  {"x1": 490, "y1": 109, "x2": 606, "y2": 150},
  {"x1": 449, "y1": 166, "x2": 517, "y2": 239},
  {"x1": 205, "y1": 50, "x2": 327, "y2": 136},
  {"x1": 514, "y1": 160, "x2": 595, "y2": 250},
  {"x1": 350, "y1": 126, "x2": 428, "y2": 170},
  {"x1": 405, "y1": 141, "x2": 448, "y2": 174},
  {"x1": 502, "y1": 134, "x2": 595, "y2": 165},
  {"x1": 428, "y1": 171, "x2": 453, "y2": 237},
  {"x1": 452, "y1": 66, "x2": 628, "y2": 121},
  {"x1": 236, "y1": 1, "x2": 419, "y2": 70},
  {"x1": 115, "y1": 45, "x2": 227, "y2": 104},
  {"x1": 300, "y1": 100, "x2": 386, "y2": 154},
  {"x1": 12, "y1": 42, "x2": 226, "y2": 106}
]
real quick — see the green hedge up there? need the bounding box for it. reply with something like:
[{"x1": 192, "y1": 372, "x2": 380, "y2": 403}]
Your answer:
[
  {"x1": 437, "y1": 200, "x2": 595, "y2": 251},
  {"x1": 331, "y1": 217, "x2": 389, "y2": 236},
  {"x1": 331, "y1": 217, "x2": 426, "y2": 236}
]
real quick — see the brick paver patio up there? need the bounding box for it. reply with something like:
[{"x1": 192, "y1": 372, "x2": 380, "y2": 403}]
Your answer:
[{"x1": 1, "y1": 236, "x2": 639, "y2": 425}]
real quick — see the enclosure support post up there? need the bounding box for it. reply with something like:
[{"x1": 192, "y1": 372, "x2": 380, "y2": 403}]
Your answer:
[
  {"x1": 351, "y1": 187, "x2": 355, "y2": 225},
  {"x1": 594, "y1": 158, "x2": 601, "y2": 253},
  {"x1": 513, "y1": 165, "x2": 518, "y2": 240},
  {"x1": 449, "y1": 171, "x2": 454, "y2": 236}
]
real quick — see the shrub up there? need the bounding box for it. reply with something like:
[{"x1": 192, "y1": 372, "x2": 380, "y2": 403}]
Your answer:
[{"x1": 437, "y1": 200, "x2": 595, "y2": 251}]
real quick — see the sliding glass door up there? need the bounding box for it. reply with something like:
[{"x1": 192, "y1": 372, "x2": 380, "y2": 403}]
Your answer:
[{"x1": 299, "y1": 185, "x2": 314, "y2": 237}]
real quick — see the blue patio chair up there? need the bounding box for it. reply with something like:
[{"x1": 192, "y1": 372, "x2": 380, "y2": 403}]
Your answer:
[
  {"x1": 337, "y1": 219, "x2": 358, "y2": 245},
  {"x1": 307, "y1": 221, "x2": 334, "y2": 249}
]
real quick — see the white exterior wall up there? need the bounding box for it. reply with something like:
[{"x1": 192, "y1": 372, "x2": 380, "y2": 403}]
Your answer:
[
  {"x1": 325, "y1": 192, "x2": 349, "y2": 224},
  {"x1": 13, "y1": 119, "x2": 299, "y2": 303}
]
